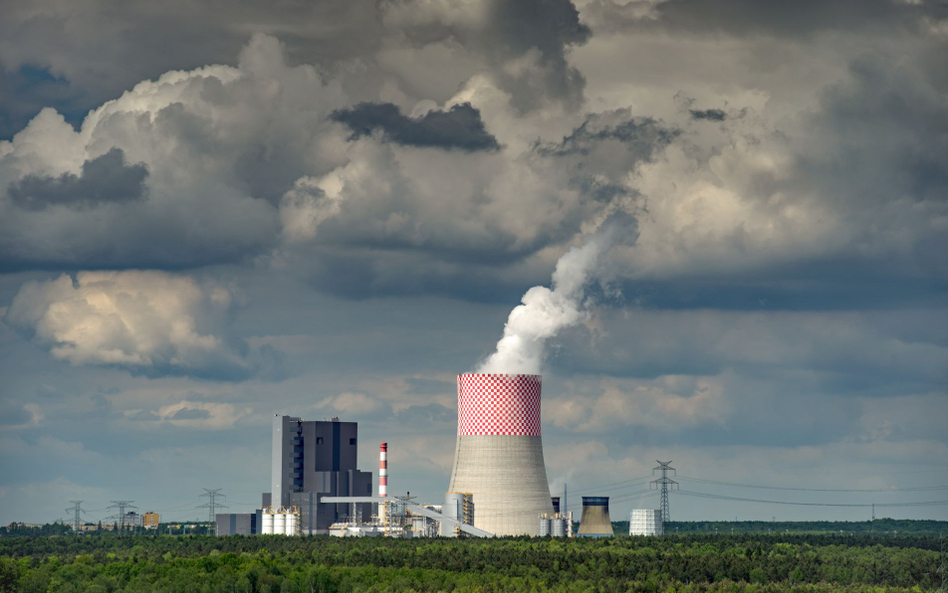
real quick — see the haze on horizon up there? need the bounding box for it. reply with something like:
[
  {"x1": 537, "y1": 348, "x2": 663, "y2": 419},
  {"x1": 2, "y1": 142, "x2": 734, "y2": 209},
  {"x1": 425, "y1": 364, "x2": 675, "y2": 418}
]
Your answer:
[{"x1": 0, "y1": 0, "x2": 946, "y2": 525}]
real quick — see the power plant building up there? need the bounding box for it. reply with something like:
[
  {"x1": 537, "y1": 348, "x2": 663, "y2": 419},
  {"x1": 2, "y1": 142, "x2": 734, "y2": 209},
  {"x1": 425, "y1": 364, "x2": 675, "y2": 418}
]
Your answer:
[
  {"x1": 447, "y1": 373, "x2": 553, "y2": 536},
  {"x1": 630, "y1": 509, "x2": 663, "y2": 536},
  {"x1": 218, "y1": 416, "x2": 374, "y2": 536},
  {"x1": 271, "y1": 415, "x2": 374, "y2": 534}
]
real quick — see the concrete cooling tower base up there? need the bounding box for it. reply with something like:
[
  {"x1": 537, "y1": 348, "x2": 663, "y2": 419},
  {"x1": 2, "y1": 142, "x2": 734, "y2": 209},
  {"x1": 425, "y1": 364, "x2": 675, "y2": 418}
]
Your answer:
[{"x1": 448, "y1": 434, "x2": 553, "y2": 536}]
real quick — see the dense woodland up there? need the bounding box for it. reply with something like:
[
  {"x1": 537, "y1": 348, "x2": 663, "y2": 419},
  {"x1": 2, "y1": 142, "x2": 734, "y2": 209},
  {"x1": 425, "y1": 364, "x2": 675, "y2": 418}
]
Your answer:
[{"x1": 1, "y1": 532, "x2": 944, "y2": 593}]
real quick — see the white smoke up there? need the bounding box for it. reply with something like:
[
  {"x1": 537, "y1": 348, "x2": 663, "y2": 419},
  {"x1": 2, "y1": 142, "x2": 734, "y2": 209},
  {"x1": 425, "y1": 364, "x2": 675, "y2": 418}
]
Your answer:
[{"x1": 478, "y1": 213, "x2": 638, "y2": 374}]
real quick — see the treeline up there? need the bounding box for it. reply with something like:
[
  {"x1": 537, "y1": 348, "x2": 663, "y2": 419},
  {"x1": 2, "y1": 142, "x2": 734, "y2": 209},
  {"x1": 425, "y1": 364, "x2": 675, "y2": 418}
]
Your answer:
[
  {"x1": 654, "y1": 518, "x2": 948, "y2": 535},
  {"x1": 1, "y1": 534, "x2": 943, "y2": 593}
]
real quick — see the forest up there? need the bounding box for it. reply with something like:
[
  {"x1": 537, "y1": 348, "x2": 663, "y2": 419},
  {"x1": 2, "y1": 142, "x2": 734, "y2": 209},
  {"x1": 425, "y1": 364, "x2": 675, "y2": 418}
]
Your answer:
[{"x1": 1, "y1": 532, "x2": 944, "y2": 593}]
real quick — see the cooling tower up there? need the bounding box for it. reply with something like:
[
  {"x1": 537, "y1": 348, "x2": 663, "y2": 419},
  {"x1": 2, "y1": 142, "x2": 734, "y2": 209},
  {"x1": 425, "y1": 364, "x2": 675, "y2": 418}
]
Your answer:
[
  {"x1": 578, "y1": 496, "x2": 614, "y2": 537},
  {"x1": 447, "y1": 373, "x2": 553, "y2": 536}
]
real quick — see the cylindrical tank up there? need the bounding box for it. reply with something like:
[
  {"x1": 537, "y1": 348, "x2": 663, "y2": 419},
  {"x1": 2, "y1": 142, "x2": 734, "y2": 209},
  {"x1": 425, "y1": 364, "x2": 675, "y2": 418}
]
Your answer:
[
  {"x1": 448, "y1": 373, "x2": 553, "y2": 536},
  {"x1": 551, "y1": 517, "x2": 567, "y2": 537},
  {"x1": 441, "y1": 492, "x2": 474, "y2": 536},
  {"x1": 261, "y1": 511, "x2": 274, "y2": 535},
  {"x1": 538, "y1": 517, "x2": 551, "y2": 536},
  {"x1": 273, "y1": 511, "x2": 286, "y2": 535},
  {"x1": 286, "y1": 512, "x2": 298, "y2": 536},
  {"x1": 578, "y1": 497, "x2": 614, "y2": 537}
]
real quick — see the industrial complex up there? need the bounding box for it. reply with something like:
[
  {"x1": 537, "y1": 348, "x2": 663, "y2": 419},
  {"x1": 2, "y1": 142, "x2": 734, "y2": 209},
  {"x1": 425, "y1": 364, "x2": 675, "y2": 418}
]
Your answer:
[{"x1": 216, "y1": 373, "x2": 664, "y2": 538}]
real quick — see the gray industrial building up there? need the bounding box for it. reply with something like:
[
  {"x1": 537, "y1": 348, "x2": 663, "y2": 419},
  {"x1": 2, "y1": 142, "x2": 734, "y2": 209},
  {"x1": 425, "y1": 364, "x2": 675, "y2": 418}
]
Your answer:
[{"x1": 217, "y1": 415, "x2": 374, "y2": 536}]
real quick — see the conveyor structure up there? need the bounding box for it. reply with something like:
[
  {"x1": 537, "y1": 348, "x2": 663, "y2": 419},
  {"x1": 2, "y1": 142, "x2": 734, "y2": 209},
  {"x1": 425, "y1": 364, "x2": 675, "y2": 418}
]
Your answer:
[{"x1": 319, "y1": 496, "x2": 494, "y2": 538}]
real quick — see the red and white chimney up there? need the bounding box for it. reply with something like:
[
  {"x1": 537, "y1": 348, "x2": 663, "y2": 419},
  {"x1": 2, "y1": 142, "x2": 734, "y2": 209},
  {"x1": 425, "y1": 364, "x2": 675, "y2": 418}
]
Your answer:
[{"x1": 379, "y1": 442, "x2": 388, "y2": 522}]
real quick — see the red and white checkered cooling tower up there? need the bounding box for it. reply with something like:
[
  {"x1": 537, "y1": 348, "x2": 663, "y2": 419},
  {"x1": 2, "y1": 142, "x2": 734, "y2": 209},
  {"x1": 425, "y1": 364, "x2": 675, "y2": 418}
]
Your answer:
[{"x1": 447, "y1": 373, "x2": 553, "y2": 536}]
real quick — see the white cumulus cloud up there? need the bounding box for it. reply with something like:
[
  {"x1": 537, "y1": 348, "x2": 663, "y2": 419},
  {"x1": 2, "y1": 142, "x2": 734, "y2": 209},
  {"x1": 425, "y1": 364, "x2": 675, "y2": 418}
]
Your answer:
[{"x1": 4, "y1": 270, "x2": 253, "y2": 377}]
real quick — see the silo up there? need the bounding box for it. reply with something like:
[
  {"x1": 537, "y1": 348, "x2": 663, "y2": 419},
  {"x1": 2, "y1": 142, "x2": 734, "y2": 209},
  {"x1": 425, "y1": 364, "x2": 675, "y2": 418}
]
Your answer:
[
  {"x1": 286, "y1": 510, "x2": 299, "y2": 536},
  {"x1": 538, "y1": 517, "x2": 551, "y2": 536},
  {"x1": 273, "y1": 511, "x2": 286, "y2": 535},
  {"x1": 550, "y1": 517, "x2": 567, "y2": 537},
  {"x1": 578, "y1": 497, "x2": 614, "y2": 537},
  {"x1": 447, "y1": 373, "x2": 553, "y2": 536},
  {"x1": 441, "y1": 492, "x2": 474, "y2": 536},
  {"x1": 261, "y1": 510, "x2": 274, "y2": 535}
]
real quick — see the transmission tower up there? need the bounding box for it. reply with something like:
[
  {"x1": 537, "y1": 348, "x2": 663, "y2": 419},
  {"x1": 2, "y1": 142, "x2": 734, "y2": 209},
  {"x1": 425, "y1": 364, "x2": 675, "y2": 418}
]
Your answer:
[
  {"x1": 66, "y1": 501, "x2": 83, "y2": 533},
  {"x1": 651, "y1": 460, "x2": 678, "y2": 523},
  {"x1": 198, "y1": 489, "x2": 228, "y2": 534},
  {"x1": 106, "y1": 500, "x2": 138, "y2": 534}
]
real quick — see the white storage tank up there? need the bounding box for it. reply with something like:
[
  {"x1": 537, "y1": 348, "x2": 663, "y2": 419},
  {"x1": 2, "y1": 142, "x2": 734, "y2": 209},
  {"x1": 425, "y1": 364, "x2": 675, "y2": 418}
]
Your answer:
[
  {"x1": 273, "y1": 511, "x2": 286, "y2": 535},
  {"x1": 538, "y1": 517, "x2": 551, "y2": 536},
  {"x1": 262, "y1": 511, "x2": 274, "y2": 535},
  {"x1": 286, "y1": 512, "x2": 299, "y2": 536},
  {"x1": 551, "y1": 517, "x2": 567, "y2": 537}
]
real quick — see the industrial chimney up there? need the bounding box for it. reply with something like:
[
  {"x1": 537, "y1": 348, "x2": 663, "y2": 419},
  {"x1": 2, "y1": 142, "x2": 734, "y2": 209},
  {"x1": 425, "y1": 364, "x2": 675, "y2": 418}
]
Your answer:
[
  {"x1": 578, "y1": 496, "x2": 614, "y2": 537},
  {"x1": 447, "y1": 373, "x2": 553, "y2": 536},
  {"x1": 379, "y1": 443, "x2": 388, "y2": 523}
]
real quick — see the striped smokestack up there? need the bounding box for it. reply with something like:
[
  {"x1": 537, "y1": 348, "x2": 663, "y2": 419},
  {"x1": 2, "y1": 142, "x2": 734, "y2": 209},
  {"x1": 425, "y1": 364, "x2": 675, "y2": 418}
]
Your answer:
[
  {"x1": 447, "y1": 373, "x2": 553, "y2": 536},
  {"x1": 379, "y1": 442, "x2": 388, "y2": 522}
]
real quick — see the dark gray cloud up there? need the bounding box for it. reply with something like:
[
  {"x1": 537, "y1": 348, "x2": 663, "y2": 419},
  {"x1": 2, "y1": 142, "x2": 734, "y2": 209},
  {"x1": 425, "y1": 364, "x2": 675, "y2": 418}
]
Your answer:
[
  {"x1": 538, "y1": 111, "x2": 678, "y2": 157},
  {"x1": 583, "y1": 0, "x2": 948, "y2": 38},
  {"x1": 0, "y1": 0, "x2": 385, "y2": 140},
  {"x1": 8, "y1": 148, "x2": 148, "y2": 211},
  {"x1": 391, "y1": 0, "x2": 591, "y2": 110},
  {"x1": 488, "y1": 0, "x2": 591, "y2": 109},
  {"x1": 689, "y1": 108, "x2": 727, "y2": 121},
  {"x1": 331, "y1": 102, "x2": 500, "y2": 151}
]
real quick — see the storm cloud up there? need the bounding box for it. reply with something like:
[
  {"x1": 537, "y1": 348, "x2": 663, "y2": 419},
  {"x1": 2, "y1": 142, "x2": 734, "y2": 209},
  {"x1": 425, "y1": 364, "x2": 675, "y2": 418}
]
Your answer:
[
  {"x1": 331, "y1": 102, "x2": 500, "y2": 151},
  {"x1": 8, "y1": 148, "x2": 148, "y2": 210},
  {"x1": 0, "y1": 0, "x2": 946, "y2": 526}
]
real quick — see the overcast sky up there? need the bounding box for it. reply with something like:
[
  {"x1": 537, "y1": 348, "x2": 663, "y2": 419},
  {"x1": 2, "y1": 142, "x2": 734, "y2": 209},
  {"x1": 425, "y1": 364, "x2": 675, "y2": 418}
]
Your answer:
[{"x1": 1, "y1": 0, "x2": 946, "y2": 526}]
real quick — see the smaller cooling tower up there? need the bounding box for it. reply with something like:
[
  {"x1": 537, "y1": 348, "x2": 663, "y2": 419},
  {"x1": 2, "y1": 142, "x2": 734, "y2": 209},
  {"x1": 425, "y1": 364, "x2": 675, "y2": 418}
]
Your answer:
[
  {"x1": 578, "y1": 496, "x2": 614, "y2": 537},
  {"x1": 630, "y1": 509, "x2": 663, "y2": 536}
]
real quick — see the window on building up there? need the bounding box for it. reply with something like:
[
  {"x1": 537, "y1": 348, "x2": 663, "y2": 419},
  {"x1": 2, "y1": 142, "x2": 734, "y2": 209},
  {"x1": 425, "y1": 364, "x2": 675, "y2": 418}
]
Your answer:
[
  {"x1": 366, "y1": 483, "x2": 372, "y2": 493},
  {"x1": 316, "y1": 437, "x2": 323, "y2": 445},
  {"x1": 349, "y1": 438, "x2": 356, "y2": 445}
]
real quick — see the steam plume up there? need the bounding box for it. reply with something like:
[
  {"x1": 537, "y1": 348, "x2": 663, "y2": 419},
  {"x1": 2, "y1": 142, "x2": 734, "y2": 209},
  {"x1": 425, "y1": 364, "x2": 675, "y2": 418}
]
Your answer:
[{"x1": 478, "y1": 213, "x2": 638, "y2": 374}]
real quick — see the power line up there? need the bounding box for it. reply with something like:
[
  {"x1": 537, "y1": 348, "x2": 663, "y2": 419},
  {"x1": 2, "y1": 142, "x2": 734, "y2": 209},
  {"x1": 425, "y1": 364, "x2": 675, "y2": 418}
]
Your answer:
[
  {"x1": 679, "y1": 476, "x2": 948, "y2": 493},
  {"x1": 677, "y1": 489, "x2": 948, "y2": 508},
  {"x1": 652, "y1": 461, "x2": 678, "y2": 523},
  {"x1": 567, "y1": 475, "x2": 653, "y2": 495}
]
